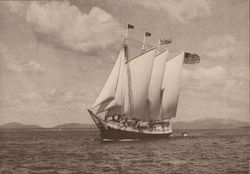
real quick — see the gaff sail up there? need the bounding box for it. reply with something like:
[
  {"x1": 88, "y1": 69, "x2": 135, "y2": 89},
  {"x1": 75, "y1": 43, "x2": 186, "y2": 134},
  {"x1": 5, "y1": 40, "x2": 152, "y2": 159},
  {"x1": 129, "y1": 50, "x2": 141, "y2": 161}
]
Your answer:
[
  {"x1": 148, "y1": 50, "x2": 169, "y2": 120},
  {"x1": 160, "y1": 52, "x2": 184, "y2": 120},
  {"x1": 128, "y1": 48, "x2": 156, "y2": 120}
]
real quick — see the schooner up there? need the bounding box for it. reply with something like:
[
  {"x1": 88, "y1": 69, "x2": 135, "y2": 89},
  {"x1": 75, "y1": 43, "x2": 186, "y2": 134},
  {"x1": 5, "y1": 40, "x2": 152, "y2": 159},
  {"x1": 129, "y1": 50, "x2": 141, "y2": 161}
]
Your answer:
[{"x1": 88, "y1": 24, "x2": 199, "y2": 140}]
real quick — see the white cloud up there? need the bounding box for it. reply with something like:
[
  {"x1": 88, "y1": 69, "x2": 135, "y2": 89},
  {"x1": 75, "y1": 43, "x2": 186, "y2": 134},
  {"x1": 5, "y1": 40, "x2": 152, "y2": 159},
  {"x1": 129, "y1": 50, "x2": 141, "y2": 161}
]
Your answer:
[
  {"x1": 179, "y1": 65, "x2": 249, "y2": 122},
  {"x1": 132, "y1": 0, "x2": 211, "y2": 23},
  {"x1": 182, "y1": 65, "x2": 248, "y2": 104},
  {"x1": 230, "y1": 66, "x2": 249, "y2": 80},
  {"x1": 20, "y1": 92, "x2": 38, "y2": 100},
  {"x1": 7, "y1": 60, "x2": 45, "y2": 72},
  {"x1": 5, "y1": 1, "x2": 122, "y2": 52},
  {"x1": 45, "y1": 88, "x2": 87, "y2": 103},
  {"x1": 203, "y1": 35, "x2": 238, "y2": 59},
  {"x1": 182, "y1": 66, "x2": 226, "y2": 88}
]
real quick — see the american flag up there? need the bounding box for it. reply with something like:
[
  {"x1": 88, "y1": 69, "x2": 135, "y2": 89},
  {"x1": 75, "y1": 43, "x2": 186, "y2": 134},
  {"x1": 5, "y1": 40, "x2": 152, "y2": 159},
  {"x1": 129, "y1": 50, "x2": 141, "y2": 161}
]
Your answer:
[
  {"x1": 184, "y1": 53, "x2": 200, "y2": 64},
  {"x1": 160, "y1": 38, "x2": 172, "y2": 45}
]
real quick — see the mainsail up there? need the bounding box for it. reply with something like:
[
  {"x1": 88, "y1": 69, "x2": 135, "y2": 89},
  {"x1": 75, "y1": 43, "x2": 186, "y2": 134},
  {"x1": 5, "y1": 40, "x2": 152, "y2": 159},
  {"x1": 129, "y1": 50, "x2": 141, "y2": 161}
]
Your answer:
[
  {"x1": 160, "y1": 52, "x2": 185, "y2": 120},
  {"x1": 128, "y1": 48, "x2": 156, "y2": 120}
]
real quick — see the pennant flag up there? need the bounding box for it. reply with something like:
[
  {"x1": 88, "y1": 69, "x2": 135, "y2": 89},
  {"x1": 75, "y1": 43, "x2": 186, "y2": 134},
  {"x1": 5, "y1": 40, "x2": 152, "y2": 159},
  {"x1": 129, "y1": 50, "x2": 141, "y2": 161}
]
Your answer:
[
  {"x1": 184, "y1": 52, "x2": 200, "y2": 64},
  {"x1": 145, "y1": 32, "x2": 151, "y2": 36},
  {"x1": 128, "y1": 24, "x2": 134, "y2": 29},
  {"x1": 160, "y1": 38, "x2": 172, "y2": 45}
]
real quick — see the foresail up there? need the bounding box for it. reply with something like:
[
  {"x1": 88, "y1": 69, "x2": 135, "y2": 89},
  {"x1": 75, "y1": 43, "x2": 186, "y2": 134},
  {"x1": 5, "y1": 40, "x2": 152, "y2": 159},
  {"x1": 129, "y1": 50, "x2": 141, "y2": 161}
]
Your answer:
[
  {"x1": 160, "y1": 52, "x2": 184, "y2": 120},
  {"x1": 148, "y1": 50, "x2": 168, "y2": 120},
  {"x1": 92, "y1": 47, "x2": 124, "y2": 109},
  {"x1": 106, "y1": 106, "x2": 122, "y2": 116},
  {"x1": 104, "y1": 47, "x2": 126, "y2": 112},
  {"x1": 128, "y1": 48, "x2": 156, "y2": 120}
]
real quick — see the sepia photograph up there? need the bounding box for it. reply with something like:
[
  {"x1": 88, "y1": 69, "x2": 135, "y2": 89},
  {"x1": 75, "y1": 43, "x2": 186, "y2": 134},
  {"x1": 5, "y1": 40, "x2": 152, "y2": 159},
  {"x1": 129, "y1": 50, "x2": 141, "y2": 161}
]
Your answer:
[{"x1": 0, "y1": 0, "x2": 249, "y2": 173}]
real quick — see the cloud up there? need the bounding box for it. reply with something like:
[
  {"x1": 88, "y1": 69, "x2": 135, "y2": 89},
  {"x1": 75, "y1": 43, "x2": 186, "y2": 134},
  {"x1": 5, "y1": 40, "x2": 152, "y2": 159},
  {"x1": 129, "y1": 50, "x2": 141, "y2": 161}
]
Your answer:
[
  {"x1": 203, "y1": 35, "x2": 238, "y2": 59},
  {"x1": 3, "y1": 1, "x2": 27, "y2": 16},
  {"x1": 20, "y1": 92, "x2": 38, "y2": 100},
  {"x1": 230, "y1": 66, "x2": 249, "y2": 80},
  {"x1": 182, "y1": 65, "x2": 248, "y2": 104},
  {"x1": 45, "y1": 88, "x2": 87, "y2": 104},
  {"x1": 7, "y1": 60, "x2": 45, "y2": 72},
  {"x1": 132, "y1": 0, "x2": 211, "y2": 23},
  {"x1": 5, "y1": 1, "x2": 122, "y2": 53},
  {"x1": 182, "y1": 66, "x2": 226, "y2": 90},
  {"x1": 179, "y1": 65, "x2": 248, "y2": 122}
]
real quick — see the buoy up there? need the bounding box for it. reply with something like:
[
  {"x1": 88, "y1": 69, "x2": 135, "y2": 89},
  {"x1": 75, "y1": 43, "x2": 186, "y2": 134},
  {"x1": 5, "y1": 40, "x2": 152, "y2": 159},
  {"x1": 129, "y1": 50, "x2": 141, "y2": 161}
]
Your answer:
[{"x1": 182, "y1": 133, "x2": 188, "y2": 137}]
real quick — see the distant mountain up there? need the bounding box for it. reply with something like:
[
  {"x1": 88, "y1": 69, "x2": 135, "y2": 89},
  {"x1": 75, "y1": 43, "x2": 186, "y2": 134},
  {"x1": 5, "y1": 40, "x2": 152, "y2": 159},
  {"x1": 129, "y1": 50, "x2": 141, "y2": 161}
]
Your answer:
[
  {"x1": 0, "y1": 122, "x2": 96, "y2": 129},
  {"x1": 1, "y1": 118, "x2": 248, "y2": 130},
  {"x1": 53, "y1": 123, "x2": 95, "y2": 129},
  {"x1": 0, "y1": 122, "x2": 41, "y2": 129},
  {"x1": 173, "y1": 118, "x2": 249, "y2": 129}
]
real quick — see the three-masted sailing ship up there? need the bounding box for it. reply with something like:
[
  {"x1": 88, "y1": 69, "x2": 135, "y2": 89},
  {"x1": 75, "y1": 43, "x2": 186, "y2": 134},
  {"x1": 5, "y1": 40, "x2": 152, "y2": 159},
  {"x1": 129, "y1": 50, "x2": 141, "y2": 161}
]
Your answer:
[{"x1": 88, "y1": 24, "x2": 200, "y2": 140}]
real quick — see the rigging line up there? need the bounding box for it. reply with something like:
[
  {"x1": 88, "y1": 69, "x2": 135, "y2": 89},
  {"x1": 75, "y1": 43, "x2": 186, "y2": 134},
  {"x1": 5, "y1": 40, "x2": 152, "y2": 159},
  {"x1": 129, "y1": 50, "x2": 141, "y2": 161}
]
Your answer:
[
  {"x1": 117, "y1": 41, "x2": 142, "y2": 51},
  {"x1": 129, "y1": 36, "x2": 142, "y2": 42},
  {"x1": 119, "y1": 36, "x2": 155, "y2": 49},
  {"x1": 118, "y1": 39, "x2": 141, "y2": 48},
  {"x1": 129, "y1": 36, "x2": 155, "y2": 48},
  {"x1": 125, "y1": 47, "x2": 156, "y2": 64},
  {"x1": 128, "y1": 40, "x2": 153, "y2": 50},
  {"x1": 129, "y1": 43, "x2": 143, "y2": 50},
  {"x1": 118, "y1": 39, "x2": 154, "y2": 51}
]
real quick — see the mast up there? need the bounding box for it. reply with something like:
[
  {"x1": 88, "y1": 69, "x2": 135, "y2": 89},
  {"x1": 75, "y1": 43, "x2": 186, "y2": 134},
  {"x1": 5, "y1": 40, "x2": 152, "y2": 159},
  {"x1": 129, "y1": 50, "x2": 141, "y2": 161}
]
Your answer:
[
  {"x1": 156, "y1": 39, "x2": 161, "y2": 54},
  {"x1": 124, "y1": 25, "x2": 128, "y2": 45},
  {"x1": 142, "y1": 33, "x2": 146, "y2": 53},
  {"x1": 124, "y1": 24, "x2": 134, "y2": 117},
  {"x1": 142, "y1": 32, "x2": 151, "y2": 53}
]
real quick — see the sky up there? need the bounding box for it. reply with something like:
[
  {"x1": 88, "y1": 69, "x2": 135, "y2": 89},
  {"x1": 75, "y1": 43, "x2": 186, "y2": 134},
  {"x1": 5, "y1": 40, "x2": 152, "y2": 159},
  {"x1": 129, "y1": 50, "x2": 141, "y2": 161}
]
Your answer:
[{"x1": 0, "y1": 0, "x2": 249, "y2": 127}]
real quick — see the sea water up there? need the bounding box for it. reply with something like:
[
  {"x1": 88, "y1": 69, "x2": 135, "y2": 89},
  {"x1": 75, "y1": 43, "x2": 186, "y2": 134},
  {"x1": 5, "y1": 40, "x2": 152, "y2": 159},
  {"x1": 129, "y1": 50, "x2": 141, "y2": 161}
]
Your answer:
[{"x1": 0, "y1": 129, "x2": 249, "y2": 174}]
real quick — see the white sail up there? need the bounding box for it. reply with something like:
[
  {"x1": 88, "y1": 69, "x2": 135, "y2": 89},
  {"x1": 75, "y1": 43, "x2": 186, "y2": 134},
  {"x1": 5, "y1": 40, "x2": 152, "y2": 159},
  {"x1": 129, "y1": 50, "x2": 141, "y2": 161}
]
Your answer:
[
  {"x1": 105, "y1": 62, "x2": 131, "y2": 116},
  {"x1": 148, "y1": 50, "x2": 169, "y2": 120},
  {"x1": 106, "y1": 105, "x2": 122, "y2": 116},
  {"x1": 123, "y1": 70, "x2": 131, "y2": 116},
  {"x1": 160, "y1": 52, "x2": 184, "y2": 120},
  {"x1": 95, "y1": 98, "x2": 113, "y2": 114},
  {"x1": 128, "y1": 48, "x2": 156, "y2": 120},
  {"x1": 104, "y1": 47, "x2": 126, "y2": 111},
  {"x1": 92, "y1": 47, "x2": 124, "y2": 108}
]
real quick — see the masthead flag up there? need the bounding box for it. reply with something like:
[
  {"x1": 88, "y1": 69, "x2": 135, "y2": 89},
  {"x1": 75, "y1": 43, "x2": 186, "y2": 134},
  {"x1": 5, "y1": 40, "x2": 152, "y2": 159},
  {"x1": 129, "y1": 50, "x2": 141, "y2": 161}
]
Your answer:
[{"x1": 128, "y1": 24, "x2": 134, "y2": 29}]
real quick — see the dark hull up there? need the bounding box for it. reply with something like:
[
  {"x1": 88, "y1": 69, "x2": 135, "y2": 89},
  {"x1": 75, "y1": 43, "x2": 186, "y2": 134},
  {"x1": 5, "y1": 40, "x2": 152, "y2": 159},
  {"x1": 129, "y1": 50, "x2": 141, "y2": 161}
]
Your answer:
[{"x1": 88, "y1": 110, "x2": 172, "y2": 140}]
